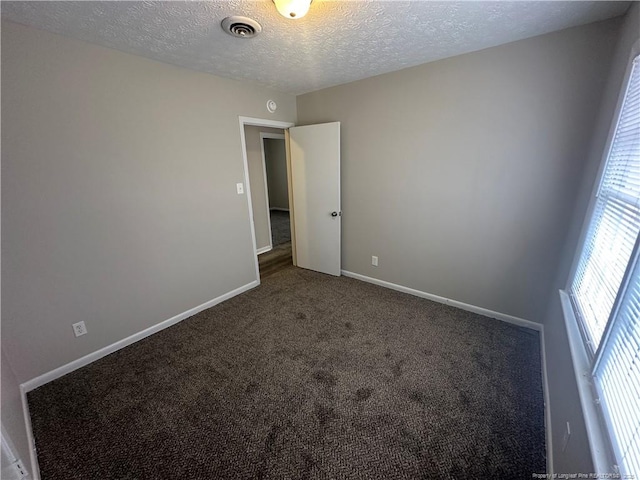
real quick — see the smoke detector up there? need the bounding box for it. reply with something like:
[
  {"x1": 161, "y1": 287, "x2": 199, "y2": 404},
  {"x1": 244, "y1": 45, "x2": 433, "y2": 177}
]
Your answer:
[{"x1": 221, "y1": 16, "x2": 262, "y2": 38}]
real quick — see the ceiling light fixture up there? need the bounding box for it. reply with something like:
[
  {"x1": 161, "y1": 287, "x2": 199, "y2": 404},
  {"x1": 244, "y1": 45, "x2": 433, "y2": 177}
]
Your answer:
[{"x1": 273, "y1": 0, "x2": 312, "y2": 19}]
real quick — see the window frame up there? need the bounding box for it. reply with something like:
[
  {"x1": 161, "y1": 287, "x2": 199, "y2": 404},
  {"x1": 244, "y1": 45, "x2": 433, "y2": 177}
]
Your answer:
[{"x1": 562, "y1": 42, "x2": 640, "y2": 475}]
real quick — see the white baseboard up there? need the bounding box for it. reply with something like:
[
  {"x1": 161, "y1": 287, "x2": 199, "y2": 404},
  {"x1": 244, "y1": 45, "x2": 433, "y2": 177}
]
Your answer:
[
  {"x1": 269, "y1": 207, "x2": 289, "y2": 212},
  {"x1": 21, "y1": 280, "x2": 259, "y2": 393},
  {"x1": 256, "y1": 245, "x2": 272, "y2": 255},
  {"x1": 539, "y1": 326, "x2": 554, "y2": 475},
  {"x1": 341, "y1": 270, "x2": 542, "y2": 331},
  {"x1": 19, "y1": 271, "x2": 551, "y2": 475},
  {"x1": 19, "y1": 279, "x2": 259, "y2": 478}
]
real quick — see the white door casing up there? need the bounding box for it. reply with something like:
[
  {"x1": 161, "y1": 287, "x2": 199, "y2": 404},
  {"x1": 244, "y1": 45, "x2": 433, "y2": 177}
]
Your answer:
[{"x1": 238, "y1": 116, "x2": 295, "y2": 283}]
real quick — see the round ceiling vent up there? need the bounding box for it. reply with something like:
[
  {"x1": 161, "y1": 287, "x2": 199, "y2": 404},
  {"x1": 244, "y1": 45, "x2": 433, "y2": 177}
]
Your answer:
[{"x1": 221, "y1": 16, "x2": 262, "y2": 38}]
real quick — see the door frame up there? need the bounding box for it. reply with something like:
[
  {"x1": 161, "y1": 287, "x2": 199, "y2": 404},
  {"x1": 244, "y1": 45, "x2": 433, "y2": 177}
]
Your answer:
[
  {"x1": 259, "y1": 132, "x2": 286, "y2": 255},
  {"x1": 238, "y1": 117, "x2": 294, "y2": 283}
]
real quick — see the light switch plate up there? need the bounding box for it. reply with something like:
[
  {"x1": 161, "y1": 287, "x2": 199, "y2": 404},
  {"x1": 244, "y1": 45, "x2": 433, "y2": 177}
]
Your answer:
[{"x1": 236, "y1": 183, "x2": 244, "y2": 194}]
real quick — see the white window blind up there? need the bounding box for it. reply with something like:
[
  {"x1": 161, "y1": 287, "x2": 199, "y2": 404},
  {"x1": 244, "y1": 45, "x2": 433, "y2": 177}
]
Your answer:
[
  {"x1": 571, "y1": 54, "x2": 640, "y2": 350},
  {"x1": 570, "y1": 53, "x2": 640, "y2": 475},
  {"x1": 596, "y1": 257, "x2": 640, "y2": 476}
]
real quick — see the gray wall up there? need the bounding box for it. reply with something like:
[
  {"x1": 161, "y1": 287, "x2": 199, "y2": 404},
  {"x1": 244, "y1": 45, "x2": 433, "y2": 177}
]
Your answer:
[
  {"x1": 244, "y1": 126, "x2": 284, "y2": 252},
  {"x1": 543, "y1": 4, "x2": 640, "y2": 473},
  {"x1": 265, "y1": 138, "x2": 289, "y2": 211},
  {"x1": 296, "y1": 19, "x2": 620, "y2": 323},
  {"x1": 1, "y1": 21, "x2": 296, "y2": 386}
]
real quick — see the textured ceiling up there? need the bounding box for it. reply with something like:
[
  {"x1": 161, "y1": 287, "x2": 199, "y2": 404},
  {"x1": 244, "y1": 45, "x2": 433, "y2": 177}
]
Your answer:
[{"x1": 1, "y1": 1, "x2": 631, "y2": 95}]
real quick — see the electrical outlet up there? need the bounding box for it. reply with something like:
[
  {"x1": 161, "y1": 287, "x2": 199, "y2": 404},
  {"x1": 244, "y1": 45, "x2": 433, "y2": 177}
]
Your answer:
[
  {"x1": 372, "y1": 255, "x2": 379, "y2": 267},
  {"x1": 5, "y1": 459, "x2": 28, "y2": 478},
  {"x1": 562, "y1": 421, "x2": 571, "y2": 452},
  {"x1": 236, "y1": 183, "x2": 244, "y2": 194},
  {"x1": 72, "y1": 321, "x2": 87, "y2": 337}
]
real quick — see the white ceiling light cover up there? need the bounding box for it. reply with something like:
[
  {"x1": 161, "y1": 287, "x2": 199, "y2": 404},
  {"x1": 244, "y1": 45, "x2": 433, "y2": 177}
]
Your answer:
[{"x1": 273, "y1": 0, "x2": 311, "y2": 20}]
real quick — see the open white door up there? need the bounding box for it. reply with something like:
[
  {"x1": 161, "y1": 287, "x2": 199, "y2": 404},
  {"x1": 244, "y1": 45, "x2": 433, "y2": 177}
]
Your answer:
[{"x1": 289, "y1": 122, "x2": 341, "y2": 276}]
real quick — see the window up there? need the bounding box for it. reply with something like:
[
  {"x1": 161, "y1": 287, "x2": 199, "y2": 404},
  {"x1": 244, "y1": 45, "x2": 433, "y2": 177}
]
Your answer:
[{"x1": 569, "y1": 53, "x2": 640, "y2": 476}]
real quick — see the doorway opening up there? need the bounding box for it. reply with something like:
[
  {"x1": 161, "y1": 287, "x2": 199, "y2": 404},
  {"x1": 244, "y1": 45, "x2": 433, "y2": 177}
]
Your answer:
[
  {"x1": 238, "y1": 117, "x2": 295, "y2": 282},
  {"x1": 257, "y1": 132, "x2": 294, "y2": 278},
  {"x1": 239, "y1": 117, "x2": 341, "y2": 282}
]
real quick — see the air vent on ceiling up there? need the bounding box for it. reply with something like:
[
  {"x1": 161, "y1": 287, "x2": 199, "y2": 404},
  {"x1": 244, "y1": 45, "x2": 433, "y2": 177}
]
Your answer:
[{"x1": 221, "y1": 16, "x2": 262, "y2": 38}]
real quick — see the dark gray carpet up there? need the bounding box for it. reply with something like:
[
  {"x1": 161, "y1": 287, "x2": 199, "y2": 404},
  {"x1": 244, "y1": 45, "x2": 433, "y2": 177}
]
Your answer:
[
  {"x1": 28, "y1": 266, "x2": 546, "y2": 480},
  {"x1": 270, "y1": 210, "x2": 290, "y2": 246}
]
